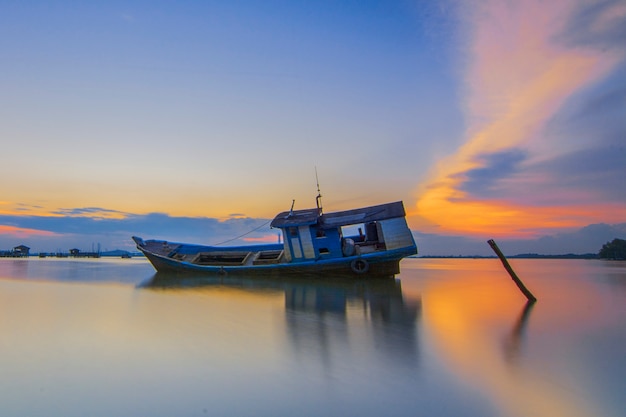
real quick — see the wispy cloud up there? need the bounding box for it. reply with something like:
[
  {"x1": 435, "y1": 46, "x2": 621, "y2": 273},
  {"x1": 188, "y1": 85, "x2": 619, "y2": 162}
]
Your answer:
[
  {"x1": 0, "y1": 225, "x2": 59, "y2": 239},
  {"x1": 0, "y1": 211, "x2": 273, "y2": 252},
  {"x1": 52, "y1": 207, "x2": 132, "y2": 219},
  {"x1": 0, "y1": 202, "x2": 48, "y2": 216},
  {"x1": 243, "y1": 234, "x2": 281, "y2": 243},
  {"x1": 413, "y1": 0, "x2": 626, "y2": 237}
]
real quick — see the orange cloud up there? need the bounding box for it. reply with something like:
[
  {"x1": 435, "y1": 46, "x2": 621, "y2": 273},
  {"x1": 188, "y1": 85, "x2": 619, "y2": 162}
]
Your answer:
[
  {"x1": 243, "y1": 234, "x2": 281, "y2": 243},
  {"x1": 0, "y1": 225, "x2": 59, "y2": 238},
  {"x1": 410, "y1": 186, "x2": 625, "y2": 237},
  {"x1": 0, "y1": 202, "x2": 130, "y2": 220},
  {"x1": 414, "y1": 0, "x2": 624, "y2": 237},
  {"x1": 0, "y1": 203, "x2": 63, "y2": 217}
]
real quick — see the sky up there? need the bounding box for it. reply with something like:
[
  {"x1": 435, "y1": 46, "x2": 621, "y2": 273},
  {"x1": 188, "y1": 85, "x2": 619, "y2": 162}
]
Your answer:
[{"x1": 1, "y1": 0, "x2": 625, "y2": 256}]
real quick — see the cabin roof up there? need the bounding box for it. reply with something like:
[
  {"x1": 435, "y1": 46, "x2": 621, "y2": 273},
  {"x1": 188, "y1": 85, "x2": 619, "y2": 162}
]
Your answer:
[
  {"x1": 270, "y1": 201, "x2": 406, "y2": 228},
  {"x1": 270, "y1": 208, "x2": 320, "y2": 228}
]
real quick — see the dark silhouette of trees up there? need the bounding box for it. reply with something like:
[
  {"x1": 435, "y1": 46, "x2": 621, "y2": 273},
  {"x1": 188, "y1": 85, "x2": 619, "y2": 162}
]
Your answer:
[{"x1": 598, "y1": 238, "x2": 626, "y2": 260}]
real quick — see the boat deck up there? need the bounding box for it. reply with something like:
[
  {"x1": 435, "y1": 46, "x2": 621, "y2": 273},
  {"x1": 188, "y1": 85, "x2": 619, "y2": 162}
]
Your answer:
[
  {"x1": 140, "y1": 239, "x2": 284, "y2": 266},
  {"x1": 191, "y1": 250, "x2": 284, "y2": 266}
]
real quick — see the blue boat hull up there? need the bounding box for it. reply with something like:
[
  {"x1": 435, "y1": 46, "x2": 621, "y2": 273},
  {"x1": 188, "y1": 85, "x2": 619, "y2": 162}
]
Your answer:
[{"x1": 135, "y1": 239, "x2": 414, "y2": 278}]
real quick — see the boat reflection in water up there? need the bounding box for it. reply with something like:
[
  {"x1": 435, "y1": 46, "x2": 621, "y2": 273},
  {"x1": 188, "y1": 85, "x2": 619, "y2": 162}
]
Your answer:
[{"x1": 141, "y1": 272, "x2": 421, "y2": 369}]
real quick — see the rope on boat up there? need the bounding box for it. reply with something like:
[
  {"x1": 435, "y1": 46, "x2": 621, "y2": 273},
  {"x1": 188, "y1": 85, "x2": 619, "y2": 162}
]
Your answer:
[{"x1": 211, "y1": 220, "x2": 271, "y2": 246}]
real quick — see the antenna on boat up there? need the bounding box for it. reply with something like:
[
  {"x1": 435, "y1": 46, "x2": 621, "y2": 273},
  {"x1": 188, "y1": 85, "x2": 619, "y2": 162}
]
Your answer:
[
  {"x1": 289, "y1": 199, "x2": 295, "y2": 217},
  {"x1": 315, "y1": 167, "x2": 323, "y2": 214}
]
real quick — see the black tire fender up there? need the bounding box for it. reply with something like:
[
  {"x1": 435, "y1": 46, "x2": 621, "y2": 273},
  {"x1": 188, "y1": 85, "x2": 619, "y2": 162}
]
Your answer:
[{"x1": 350, "y1": 258, "x2": 369, "y2": 274}]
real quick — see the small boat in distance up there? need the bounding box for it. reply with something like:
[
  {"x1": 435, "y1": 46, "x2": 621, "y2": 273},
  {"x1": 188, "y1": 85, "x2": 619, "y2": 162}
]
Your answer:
[{"x1": 133, "y1": 200, "x2": 417, "y2": 278}]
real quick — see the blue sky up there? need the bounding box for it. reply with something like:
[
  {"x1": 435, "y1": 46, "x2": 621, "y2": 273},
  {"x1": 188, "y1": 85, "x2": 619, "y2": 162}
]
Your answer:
[{"x1": 1, "y1": 0, "x2": 625, "y2": 255}]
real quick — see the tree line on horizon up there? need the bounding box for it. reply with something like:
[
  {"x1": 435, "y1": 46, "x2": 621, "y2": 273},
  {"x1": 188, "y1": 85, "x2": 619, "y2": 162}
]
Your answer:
[
  {"x1": 419, "y1": 238, "x2": 626, "y2": 259},
  {"x1": 598, "y1": 238, "x2": 626, "y2": 260}
]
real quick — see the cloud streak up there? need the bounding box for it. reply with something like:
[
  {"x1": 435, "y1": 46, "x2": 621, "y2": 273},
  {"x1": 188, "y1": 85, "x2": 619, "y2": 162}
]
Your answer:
[
  {"x1": 413, "y1": 0, "x2": 626, "y2": 237},
  {"x1": 51, "y1": 207, "x2": 132, "y2": 219},
  {"x1": 0, "y1": 225, "x2": 59, "y2": 239},
  {"x1": 0, "y1": 210, "x2": 274, "y2": 253},
  {"x1": 1, "y1": 205, "x2": 623, "y2": 255}
]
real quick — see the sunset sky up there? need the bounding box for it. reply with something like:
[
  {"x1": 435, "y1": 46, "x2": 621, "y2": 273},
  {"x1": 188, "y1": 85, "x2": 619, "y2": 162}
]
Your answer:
[{"x1": 1, "y1": 0, "x2": 625, "y2": 255}]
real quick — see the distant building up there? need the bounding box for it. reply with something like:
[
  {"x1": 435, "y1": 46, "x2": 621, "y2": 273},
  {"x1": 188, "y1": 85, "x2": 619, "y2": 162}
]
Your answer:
[
  {"x1": 0, "y1": 245, "x2": 31, "y2": 257},
  {"x1": 69, "y1": 248, "x2": 100, "y2": 258}
]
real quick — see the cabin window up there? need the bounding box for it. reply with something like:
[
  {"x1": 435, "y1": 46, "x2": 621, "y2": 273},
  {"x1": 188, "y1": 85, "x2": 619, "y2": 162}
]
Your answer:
[
  {"x1": 316, "y1": 228, "x2": 326, "y2": 238},
  {"x1": 341, "y1": 222, "x2": 379, "y2": 243},
  {"x1": 289, "y1": 227, "x2": 298, "y2": 237},
  {"x1": 341, "y1": 224, "x2": 366, "y2": 242},
  {"x1": 319, "y1": 247, "x2": 329, "y2": 254}
]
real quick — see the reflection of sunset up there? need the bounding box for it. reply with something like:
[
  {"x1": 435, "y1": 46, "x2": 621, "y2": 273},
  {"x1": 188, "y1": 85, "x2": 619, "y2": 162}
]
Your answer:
[
  {"x1": 2, "y1": 256, "x2": 624, "y2": 416},
  {"x1": 419, "y1": 259, "x2": 604, "y2": 417}
]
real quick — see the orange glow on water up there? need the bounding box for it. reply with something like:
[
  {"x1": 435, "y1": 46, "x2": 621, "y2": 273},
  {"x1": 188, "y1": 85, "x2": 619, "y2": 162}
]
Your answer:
[{"x1": 415, "y1": 259, "x2": 606, "y2": 417}]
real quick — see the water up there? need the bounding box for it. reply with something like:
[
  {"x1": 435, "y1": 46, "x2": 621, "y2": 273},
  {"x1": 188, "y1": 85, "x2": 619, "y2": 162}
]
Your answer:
[{"x1": 1, "y1": 257, "x2": 624, "y2": 417}]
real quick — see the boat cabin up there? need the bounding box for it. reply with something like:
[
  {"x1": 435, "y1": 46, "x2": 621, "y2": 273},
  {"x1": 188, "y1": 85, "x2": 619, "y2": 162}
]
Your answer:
[{"x1": 270, "y1": 201, "x2": 415, "y2": 263}]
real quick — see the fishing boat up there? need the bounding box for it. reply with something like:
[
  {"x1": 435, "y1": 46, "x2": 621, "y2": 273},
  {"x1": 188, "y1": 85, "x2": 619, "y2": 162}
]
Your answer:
[{"x1": 133, "y1": 200, "x2": 417, "y2": 277}]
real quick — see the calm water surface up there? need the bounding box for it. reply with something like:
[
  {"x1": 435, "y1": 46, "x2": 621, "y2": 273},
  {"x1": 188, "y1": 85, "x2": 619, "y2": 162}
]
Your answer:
[{"x1": 1, "y1": 257, "x2": 624, "y2": 417}]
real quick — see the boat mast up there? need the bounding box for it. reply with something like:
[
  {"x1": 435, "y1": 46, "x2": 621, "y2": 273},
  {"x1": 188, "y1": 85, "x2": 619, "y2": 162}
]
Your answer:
[{"x1": 315, "y1": 167, "x2": 323, "y2": 214}]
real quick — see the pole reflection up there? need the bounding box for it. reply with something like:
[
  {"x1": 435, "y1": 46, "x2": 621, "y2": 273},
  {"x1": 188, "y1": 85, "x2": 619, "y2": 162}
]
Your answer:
[{"x1": 502, "y1": 300, "x2": 535, "y2": 365}]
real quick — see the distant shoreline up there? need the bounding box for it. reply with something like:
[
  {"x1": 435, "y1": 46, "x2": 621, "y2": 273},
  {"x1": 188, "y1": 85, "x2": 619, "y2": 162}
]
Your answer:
[
  {"x1": 2, "y1": 253, "x2": 622, "y2": 260},
  {"x1": 413, "y1": 253, "x2": 605, "y2": 260},
  {"x1": 0, "y1": 250, "x2": 144, "y2": 259}
]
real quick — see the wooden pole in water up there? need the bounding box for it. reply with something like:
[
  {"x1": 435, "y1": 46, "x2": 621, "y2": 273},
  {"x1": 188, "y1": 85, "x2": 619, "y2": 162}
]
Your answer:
[{"x1": 488, "y1": 239, "x2": 537, "y2": 303}]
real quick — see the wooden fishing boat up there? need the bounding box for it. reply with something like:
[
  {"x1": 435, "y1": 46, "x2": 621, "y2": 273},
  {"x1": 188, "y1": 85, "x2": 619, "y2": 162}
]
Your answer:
[{"x1": 133, "y1": 200, "x2": 417, "y2": 277}]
